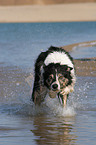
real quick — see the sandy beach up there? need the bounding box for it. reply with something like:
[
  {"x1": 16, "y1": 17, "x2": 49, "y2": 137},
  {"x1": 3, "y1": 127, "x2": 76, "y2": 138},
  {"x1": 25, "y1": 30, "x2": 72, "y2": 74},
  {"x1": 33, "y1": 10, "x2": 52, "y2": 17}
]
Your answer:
[{"x1": 0, "y1": 3, "x2": 96, "y2": 22}]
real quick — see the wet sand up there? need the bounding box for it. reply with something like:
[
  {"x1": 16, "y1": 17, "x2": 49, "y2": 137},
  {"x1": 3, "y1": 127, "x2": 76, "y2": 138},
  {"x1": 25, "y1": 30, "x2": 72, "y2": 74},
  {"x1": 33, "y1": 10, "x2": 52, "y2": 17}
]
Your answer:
[
  {"x1": 62, "y1": 40, "x2": 96, "y2": 77},
  {"x1": 0, "y1": 3, "x2": 96, "y2": 22},
  {"x1": 74, "y1": 59, "x2": 96, "y2": 77}
]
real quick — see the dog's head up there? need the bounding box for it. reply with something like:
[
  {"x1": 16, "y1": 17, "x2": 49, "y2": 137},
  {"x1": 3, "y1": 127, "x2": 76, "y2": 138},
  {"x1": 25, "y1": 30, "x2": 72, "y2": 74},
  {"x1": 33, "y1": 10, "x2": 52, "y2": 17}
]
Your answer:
[{"x1": 43, "y1": 63, "x2": 73, "y2": 92}]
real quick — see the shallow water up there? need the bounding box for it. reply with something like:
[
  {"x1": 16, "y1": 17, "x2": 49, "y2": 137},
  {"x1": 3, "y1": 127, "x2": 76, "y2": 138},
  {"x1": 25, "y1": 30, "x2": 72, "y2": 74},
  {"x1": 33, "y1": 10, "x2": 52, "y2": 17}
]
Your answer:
[
  {"x1": 71, "y1": 44, "x2": 96, "y2": 59},
  {"x1": 0, "y1": 22, "x2": 96, "y2": 145},
  {"x1": 0, "y1": 67, "x2": 96, "y2": 145}
]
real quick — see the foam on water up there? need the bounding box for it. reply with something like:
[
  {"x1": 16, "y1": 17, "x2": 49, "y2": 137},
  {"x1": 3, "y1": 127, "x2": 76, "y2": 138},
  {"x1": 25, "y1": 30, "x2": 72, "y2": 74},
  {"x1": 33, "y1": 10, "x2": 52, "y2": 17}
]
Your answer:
[
  {"x1": 44, "y1": 95, "x2": 76, "y2": 117},
  {"x1": 9, "y1": 95, "x2": 76, "y2": 117}
]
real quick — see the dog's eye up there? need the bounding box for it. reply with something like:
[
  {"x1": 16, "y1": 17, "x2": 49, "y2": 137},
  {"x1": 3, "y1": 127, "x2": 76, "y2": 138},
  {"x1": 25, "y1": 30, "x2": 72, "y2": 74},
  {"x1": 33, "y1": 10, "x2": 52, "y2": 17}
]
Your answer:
[
  {"x1": 49, "y1": 74, "x2": 54, "y2": 80},
  {"x1": 47, "y1": 74, "x2": 54, "y2": 83},
  {"x1": 59, "y1": 75, "x2": 64, "y2": 79}
]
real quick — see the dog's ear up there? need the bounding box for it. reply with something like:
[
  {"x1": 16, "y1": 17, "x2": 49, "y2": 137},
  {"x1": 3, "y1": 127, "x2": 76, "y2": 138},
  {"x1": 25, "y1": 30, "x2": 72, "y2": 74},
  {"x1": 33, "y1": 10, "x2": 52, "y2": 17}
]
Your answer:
[
  {"x1": 43, "y1": 63, "x2": 48, "y2": 71},
  {"x1": 37, "y1": 61, "x2": 46, "y2": 70},
  {"x1": 67, "y1": 66, "x2": 73, "y2": 72},
  {"x1": 39, "y1": 61, "x2": 46, "y2": 72},
  {"x1": 62, "y1": 65, "x2": 73, "y2": 72}
]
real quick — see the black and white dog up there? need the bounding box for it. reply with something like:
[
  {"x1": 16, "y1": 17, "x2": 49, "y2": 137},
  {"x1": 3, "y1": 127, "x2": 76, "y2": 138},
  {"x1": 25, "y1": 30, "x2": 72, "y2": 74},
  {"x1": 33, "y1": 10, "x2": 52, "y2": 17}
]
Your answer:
[{"x1": 32, "y1": 46, "x2": 76, "y2": 107}]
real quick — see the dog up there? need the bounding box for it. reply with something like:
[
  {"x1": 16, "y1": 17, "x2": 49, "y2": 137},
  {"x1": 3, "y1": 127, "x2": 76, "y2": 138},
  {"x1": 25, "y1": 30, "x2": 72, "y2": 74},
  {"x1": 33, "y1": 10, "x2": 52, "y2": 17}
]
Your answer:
[{"x1": 31, "y1": 46, "x2": 76, "y2": 107}]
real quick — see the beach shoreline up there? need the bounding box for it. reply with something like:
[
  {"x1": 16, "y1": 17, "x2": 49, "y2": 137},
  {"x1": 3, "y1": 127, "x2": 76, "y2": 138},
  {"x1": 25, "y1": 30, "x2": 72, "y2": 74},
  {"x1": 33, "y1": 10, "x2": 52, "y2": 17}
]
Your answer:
[
  {"x1": 62, "y1": 40, "x2": 96, "y2": 77},
  {"x1": 0, "y1": 3, "x2": 96, "y2": 23}
]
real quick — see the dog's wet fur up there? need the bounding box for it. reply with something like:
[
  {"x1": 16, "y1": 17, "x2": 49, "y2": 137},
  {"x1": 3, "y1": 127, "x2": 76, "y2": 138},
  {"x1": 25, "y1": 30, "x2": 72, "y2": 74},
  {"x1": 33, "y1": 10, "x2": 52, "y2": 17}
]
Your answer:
[{"x1": 32, "y1": 46, "x2": 76, "y2": 107}]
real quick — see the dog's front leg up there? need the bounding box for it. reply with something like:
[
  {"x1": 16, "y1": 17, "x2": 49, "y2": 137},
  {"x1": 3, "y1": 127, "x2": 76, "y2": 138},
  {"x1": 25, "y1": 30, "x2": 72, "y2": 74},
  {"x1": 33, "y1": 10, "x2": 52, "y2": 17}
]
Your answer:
[
  {"x1": 32, "y1": 90, "x2": 42, "y2": 105},
  {"x1": 59, "y1": 86, "x2": 74, "y2": 107},
  {"x1": 63, "y1": 95, "x2": 67, "y2": 108},
  {"x1": 58, "y1": 93, "x2": 67, "y2": 108},
  {"x1": 32, "y1": 86, "x2": 47, "y2": 105}
]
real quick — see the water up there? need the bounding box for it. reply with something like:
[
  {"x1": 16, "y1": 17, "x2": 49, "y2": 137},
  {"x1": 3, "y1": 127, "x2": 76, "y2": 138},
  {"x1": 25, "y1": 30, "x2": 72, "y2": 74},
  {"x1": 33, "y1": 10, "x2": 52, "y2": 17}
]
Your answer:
[
  {"x1": 71, "y1": 44, "x2": 96, "y2": 59},
  {"x1": 0, "y1": 22, "x2": 96, "y2": 68},
  {"x1": 0, "y1": 22, "x2": 96, "y2": 145}
]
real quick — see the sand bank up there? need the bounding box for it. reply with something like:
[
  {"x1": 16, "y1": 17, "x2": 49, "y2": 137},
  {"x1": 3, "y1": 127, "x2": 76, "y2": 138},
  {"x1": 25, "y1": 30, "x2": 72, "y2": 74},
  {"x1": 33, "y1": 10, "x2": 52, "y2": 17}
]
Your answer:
[
  {"x1": 62, "y1": 40, "x2": 96, "y2": 77},
  {"x1": 0, "y1": 3, "x2": 96, "y2": 22}
]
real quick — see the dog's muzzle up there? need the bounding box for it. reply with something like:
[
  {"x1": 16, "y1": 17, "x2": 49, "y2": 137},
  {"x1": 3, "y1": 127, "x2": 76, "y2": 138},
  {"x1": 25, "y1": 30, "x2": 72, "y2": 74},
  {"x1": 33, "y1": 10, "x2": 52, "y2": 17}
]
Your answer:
[
  {"x1": 52, "y1": 83, "x2": 58, "y2": 90},
  {"x1": 51, "y1": 82, "x2": 60, "y2": 91},
  {"x1": 51, "y1": 74, "x2": 60, "y2": 91}
]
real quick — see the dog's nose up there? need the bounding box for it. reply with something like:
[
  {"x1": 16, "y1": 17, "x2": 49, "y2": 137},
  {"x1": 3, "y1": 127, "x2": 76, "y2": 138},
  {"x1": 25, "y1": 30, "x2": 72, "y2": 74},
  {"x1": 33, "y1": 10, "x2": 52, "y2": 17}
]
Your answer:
[{"x1": 52, "y1": 84, "x2": 58, "y2": 90}]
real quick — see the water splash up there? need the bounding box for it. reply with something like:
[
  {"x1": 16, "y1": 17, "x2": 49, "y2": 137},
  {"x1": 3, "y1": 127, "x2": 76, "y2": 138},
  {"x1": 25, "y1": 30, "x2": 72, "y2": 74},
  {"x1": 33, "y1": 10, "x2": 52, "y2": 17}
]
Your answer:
[{"x1": 0, "y1": 66, "x2": 95, "y2": 118}]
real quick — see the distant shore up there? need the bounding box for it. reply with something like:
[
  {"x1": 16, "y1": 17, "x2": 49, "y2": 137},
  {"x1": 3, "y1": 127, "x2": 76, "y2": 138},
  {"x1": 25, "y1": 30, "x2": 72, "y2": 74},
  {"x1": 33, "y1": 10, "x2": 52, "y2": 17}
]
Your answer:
[{"x1": 0, "y1": 3, "x2": 96, "y2": 23}]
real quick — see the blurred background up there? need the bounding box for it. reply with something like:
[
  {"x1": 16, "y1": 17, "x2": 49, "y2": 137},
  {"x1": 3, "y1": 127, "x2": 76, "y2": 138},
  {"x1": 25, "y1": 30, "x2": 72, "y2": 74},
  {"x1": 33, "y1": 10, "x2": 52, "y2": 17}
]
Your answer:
[{"x1": 0, "y1": 0, "x2": 96, "y2": 5}]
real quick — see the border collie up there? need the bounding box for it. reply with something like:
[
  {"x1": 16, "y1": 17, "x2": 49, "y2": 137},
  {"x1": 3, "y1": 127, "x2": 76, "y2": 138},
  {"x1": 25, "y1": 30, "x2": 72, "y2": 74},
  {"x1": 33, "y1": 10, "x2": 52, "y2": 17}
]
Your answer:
[{"x1": 31, "y1": 46, "x2": 76, "y2": 107}]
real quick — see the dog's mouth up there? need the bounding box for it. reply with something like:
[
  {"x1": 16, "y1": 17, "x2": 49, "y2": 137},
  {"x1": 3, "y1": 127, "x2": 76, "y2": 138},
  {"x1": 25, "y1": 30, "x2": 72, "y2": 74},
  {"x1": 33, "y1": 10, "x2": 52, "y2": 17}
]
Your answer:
[
  {"x1": 49, "y1": 89, "x2": 59, "y2": 98},
  {"x1": 49, "y1": 84, "x2": 60, "y2": 98}
]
